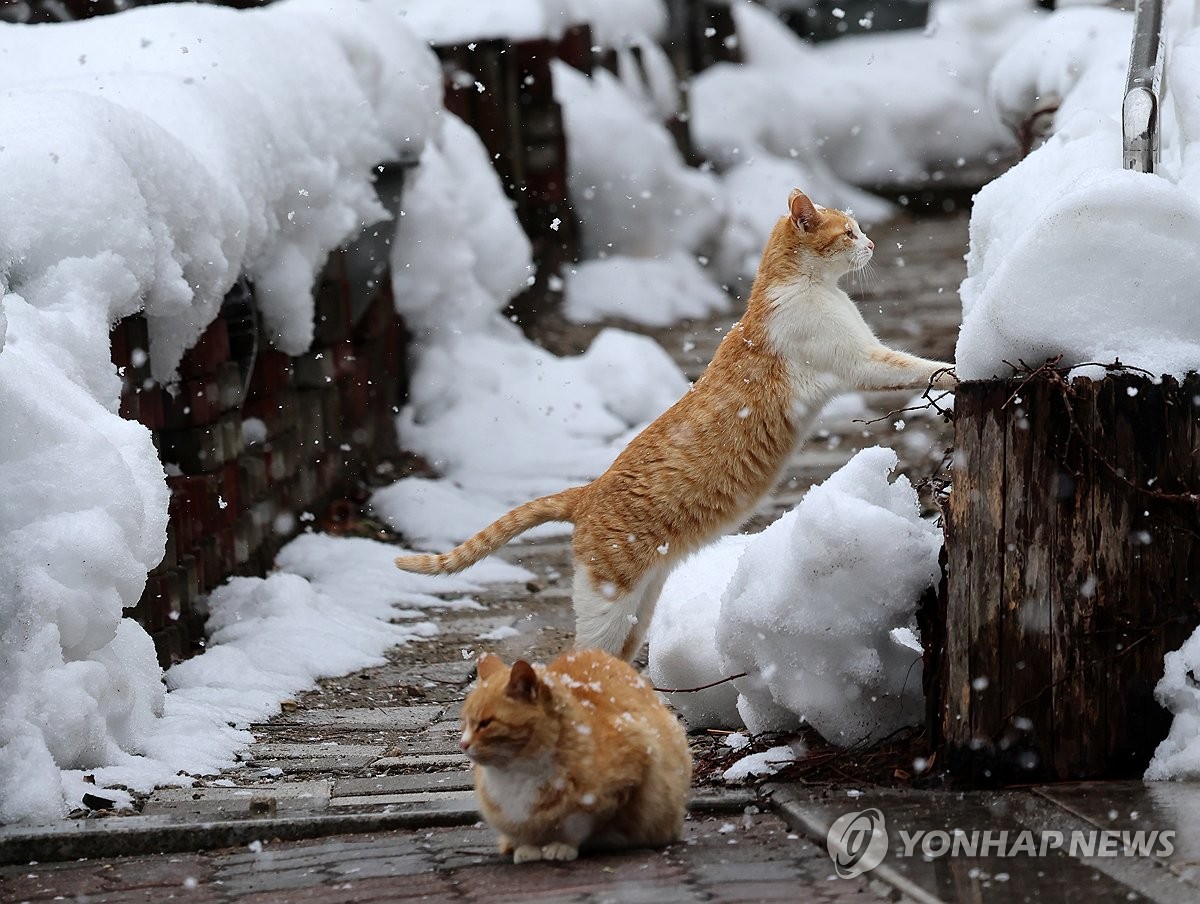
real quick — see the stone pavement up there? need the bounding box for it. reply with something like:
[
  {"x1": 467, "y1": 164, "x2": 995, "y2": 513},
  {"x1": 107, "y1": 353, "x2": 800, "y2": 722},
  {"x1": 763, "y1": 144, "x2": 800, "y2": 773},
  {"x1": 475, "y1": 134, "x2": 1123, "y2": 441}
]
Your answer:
[{"x1": 8, "y1": 208, "x2": 1197, "y2": 902}]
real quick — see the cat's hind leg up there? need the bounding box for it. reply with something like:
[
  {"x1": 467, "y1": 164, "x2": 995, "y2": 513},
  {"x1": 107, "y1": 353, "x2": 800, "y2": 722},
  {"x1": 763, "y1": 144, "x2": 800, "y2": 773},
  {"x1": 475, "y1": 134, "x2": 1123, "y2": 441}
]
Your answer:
[
  {"x1": 572, "y1": 563, "x2": 666, "y2": 660},
  {"x1": 619, "y1": 568, "x2": 668, "y2": 661}
]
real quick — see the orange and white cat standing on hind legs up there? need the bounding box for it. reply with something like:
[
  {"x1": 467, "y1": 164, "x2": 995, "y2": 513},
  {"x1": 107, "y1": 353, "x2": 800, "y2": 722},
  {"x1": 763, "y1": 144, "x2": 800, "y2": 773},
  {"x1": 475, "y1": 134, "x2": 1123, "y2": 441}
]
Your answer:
[
  {"x1": 460, "y1": 649, "x2": 691, "y2": 863},
  {"x1": 395, "y1": 188, "x2": 957, "y2": 660}
]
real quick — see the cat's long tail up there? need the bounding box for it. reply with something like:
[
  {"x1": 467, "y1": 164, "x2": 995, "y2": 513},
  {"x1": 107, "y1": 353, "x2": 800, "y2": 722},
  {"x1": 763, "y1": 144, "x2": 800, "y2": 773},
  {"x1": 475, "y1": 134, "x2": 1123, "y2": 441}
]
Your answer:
[{"x1": 393, "y1": 487, "x2": 584, "y2": 575}]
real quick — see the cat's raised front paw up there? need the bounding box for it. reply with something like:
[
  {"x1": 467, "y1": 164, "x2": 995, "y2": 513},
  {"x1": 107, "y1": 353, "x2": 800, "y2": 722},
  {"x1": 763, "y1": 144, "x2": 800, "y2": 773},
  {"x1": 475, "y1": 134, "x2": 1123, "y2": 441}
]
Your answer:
[
  {"x1": 541, "y1": 842, "x2": 579, "y2": 861},
  {"x1": 513, "y1": 844, "x2": 544, "y2": 864},
  {"x1": 930, "y1": 366, "x2": 958, "y2": 391}
]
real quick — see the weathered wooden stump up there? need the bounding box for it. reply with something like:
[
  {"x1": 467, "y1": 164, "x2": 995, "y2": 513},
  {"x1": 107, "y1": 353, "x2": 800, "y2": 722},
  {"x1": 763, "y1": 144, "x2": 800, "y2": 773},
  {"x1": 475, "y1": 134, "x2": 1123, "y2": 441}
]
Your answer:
[{"x1": 936, "y1": 370, "x2": 1200, "y2": 782}]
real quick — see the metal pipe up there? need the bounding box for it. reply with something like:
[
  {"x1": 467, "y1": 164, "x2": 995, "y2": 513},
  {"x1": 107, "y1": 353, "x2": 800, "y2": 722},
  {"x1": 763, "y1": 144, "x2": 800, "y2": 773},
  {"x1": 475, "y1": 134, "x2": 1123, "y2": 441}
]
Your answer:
[{"x1": 1123, "y1": 0, "x2": 1165, "y2": 173}]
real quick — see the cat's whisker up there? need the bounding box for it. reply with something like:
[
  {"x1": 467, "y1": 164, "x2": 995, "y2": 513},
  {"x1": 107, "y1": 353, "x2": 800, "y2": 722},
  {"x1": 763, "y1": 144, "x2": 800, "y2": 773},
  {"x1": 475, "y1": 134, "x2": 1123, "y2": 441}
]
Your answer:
[{"x1": 859, "y1": 260, "x2": 880, "y2": 297}]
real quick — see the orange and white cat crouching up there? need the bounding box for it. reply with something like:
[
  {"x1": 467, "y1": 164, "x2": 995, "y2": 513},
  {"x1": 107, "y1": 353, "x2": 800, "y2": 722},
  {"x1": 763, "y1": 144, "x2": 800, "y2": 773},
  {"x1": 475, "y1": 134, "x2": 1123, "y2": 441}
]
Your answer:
[
  {"x1": 460, "y1": 650, "x2": 692, "y2": 864},
  {"x1": 396, "y1": 188, "x2": 956, "y2": 660}
]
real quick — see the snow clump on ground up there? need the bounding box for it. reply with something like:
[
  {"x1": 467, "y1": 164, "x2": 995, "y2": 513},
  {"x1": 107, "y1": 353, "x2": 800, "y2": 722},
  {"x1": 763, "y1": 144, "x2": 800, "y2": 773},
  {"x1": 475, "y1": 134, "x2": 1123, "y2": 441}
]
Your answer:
[
  {"x1": 1146, "y1": 627, "x2": 1200, "y2": 780},
  {"x1": 649, "y1": 447, "x2": 942, "y2": 748}
]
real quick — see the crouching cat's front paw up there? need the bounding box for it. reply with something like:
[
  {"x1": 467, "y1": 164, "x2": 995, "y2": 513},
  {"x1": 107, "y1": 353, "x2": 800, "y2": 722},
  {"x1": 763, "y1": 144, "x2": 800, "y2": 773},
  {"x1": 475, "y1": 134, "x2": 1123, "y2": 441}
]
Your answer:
[
  {"x1": 513, "y1": 844, "x2": 544, "y2": 863},
  {"x1": 511, "y1": 842, "x2": 578, "y2": 863},
  {"x1": 540, "y1": 842, "x2": 579, "y2": 861}
]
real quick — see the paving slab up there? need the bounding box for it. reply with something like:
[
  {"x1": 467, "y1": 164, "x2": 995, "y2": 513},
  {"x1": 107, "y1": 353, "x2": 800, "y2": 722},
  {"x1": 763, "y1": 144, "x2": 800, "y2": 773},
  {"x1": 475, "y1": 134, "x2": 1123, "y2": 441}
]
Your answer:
[
  {"x1": 271, "y1": 705, "x2": 444, "y2": 731},
  {"x1": 368, "y1": 752, "x2": 470, "y2": 769},
  {"x1": 142, "y1": 781, "x2": 332, "y2": 818},
  {"x1": 1035, "y1": 782, "x2": 1200, "y2": 888},
  {"x1": 333, "y1": 771, "x2": 474, "y2": 797},
  {"x1": 249, "y1": 743, "x2": 388, "y2": 761},
  {"x1": 329, "y1": 789, "x2": 477, "y2": 808}
]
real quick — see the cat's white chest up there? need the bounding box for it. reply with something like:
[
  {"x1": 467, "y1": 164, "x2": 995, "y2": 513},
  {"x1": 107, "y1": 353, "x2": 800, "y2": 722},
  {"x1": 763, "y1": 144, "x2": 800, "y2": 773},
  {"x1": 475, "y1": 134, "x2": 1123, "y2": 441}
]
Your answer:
[
  {"x1": 766, "y1": 280, "x2": 875, "y2": 414},
  {"x1": 480, "y1": 757, "x2": 555, "y2": 824}
]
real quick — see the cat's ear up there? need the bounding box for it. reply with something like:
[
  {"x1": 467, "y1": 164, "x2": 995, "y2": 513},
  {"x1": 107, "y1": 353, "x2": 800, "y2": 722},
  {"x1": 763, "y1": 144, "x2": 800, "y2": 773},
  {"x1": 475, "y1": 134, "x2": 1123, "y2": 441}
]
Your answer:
[
  {"x1": 788, "y1": 189, "x2": 822, "y2": 231},
  {"x1": 477, "y1": 652, "x2": 506, "y2": 681},
  {"x1": 506, "y1": 660, "x2": 540, "y2": 702}
]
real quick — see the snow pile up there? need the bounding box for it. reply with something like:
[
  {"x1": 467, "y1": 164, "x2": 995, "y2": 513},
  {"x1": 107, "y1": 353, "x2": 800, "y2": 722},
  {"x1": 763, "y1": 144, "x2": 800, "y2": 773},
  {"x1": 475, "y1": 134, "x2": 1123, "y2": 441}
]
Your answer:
[
  {"x1": 957, "y1": 6, "x2": 1200, "y2": 379},
  {"x1": 376, "y1": 52, "x2": 691, "y2": 548},
  {"x1": 563, "y1": 253, "x2": 730, "y2": 327},
  {"x1": 394, "y1": 0, "x2": 666, "y2": 47},
  {"x1": 648, "y1": 534, "x2": 755, "y2": 727},
  {"x1": 374, "y1": 327, "x2": 688, "y2": 548},
  {"x1": 692, "y1": 0, "x2": 1037, "y2": 286},
  {"x1": 552, "y1": 60, "x2": 730, "y2": 327},
  {"x1": 391, "y1": 114, "x2": 534, "y2": 339},
  {"x1": 68, "y1": 535, "x2": 524, "y2": 819},
  {"x1": 554, "y1": 61, "x2": 721, "y2": 261},
  {"x1": 1146, "y1": 627, "x2": 1200, "y2": 780},
  {"x1": 649, "y1": 447, "x2": 941, "y2": 746},
  {"x1": 695, "y1": 0, "x2": 1030, "y2": 186},
  {"x1": 0, "y1": 0, "x2": 441, "y2": 824}
]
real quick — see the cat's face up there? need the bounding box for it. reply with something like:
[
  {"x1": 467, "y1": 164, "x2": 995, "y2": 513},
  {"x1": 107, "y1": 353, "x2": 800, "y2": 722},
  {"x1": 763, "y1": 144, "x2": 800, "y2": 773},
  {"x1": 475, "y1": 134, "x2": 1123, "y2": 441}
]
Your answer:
[
  {"x1": 784, "y1": 188, "x2": 874, "y2": 274},
  {"x1": 460, "y1": 654, "x2": 556, "y2": 766}
]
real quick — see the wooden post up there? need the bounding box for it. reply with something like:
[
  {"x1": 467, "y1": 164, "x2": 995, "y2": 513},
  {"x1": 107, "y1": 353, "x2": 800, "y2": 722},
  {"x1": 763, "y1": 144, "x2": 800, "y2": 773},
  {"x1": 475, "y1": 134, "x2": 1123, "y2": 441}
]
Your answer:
[{"x1": 939, "y1": 371, "x2": 1200, "y2": 782}]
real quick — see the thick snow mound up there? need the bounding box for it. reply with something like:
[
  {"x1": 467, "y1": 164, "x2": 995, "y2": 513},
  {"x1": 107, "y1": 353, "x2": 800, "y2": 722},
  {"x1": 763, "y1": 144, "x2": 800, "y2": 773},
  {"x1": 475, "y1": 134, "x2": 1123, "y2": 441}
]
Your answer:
[
  {"x1": 394, "y1": 0, "x2": 666, "y2": 47},
  {"x1": 374, "y1": 328, "x2": 689, "y2": 549},
  {"x1": 958, "y1": 8, "x2": 1200, "y2": 379},
  {"x1": 1146, "y1": 627, "x2": 1200, "y2": 781},
  {"x1": 648, "y1": 447, "x2": 942, "y2": 743},
  {"x1": 564, "y1": 253, "x2": 731, "y2": 327},
  {"x1": 717, "y1": 447, "x2": 941, "y2": 745},
  {"x1": 0, "y1": 0, "x2": 441, "y2": 367},
  {"x1": 0, "y1": 0, "x2": 441, "y2": 824},
  {"x1": 988, "y1": 7, "x2": 1131, "y2": 135},
  {"x1": 692, "y1": 0, "x2": 1031, "y2": 186},
  {"x1": 648, "y1": 535, "x2": 755, "y2": 728},
  {"x1": 553, "y1": 60, "x2": 723, "y2": 260},
  {"x1": 392, "y1": 113, "x2": 533, "y2": 338}
]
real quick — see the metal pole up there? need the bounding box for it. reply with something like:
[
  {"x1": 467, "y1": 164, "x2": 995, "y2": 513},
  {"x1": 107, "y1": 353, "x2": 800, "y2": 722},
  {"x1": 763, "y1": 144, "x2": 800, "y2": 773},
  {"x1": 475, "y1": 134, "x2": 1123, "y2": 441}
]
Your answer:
[{"x1": 1123, "y1": 0, "x2": 1165, "y2": 173}]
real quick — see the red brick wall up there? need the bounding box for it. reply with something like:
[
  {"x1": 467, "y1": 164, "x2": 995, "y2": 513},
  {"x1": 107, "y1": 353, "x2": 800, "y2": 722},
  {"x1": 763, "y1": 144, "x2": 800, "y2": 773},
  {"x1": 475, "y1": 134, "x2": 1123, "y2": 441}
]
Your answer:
[{"x1": 111, "y1": 168, "x2": 412, "y2": 667}]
